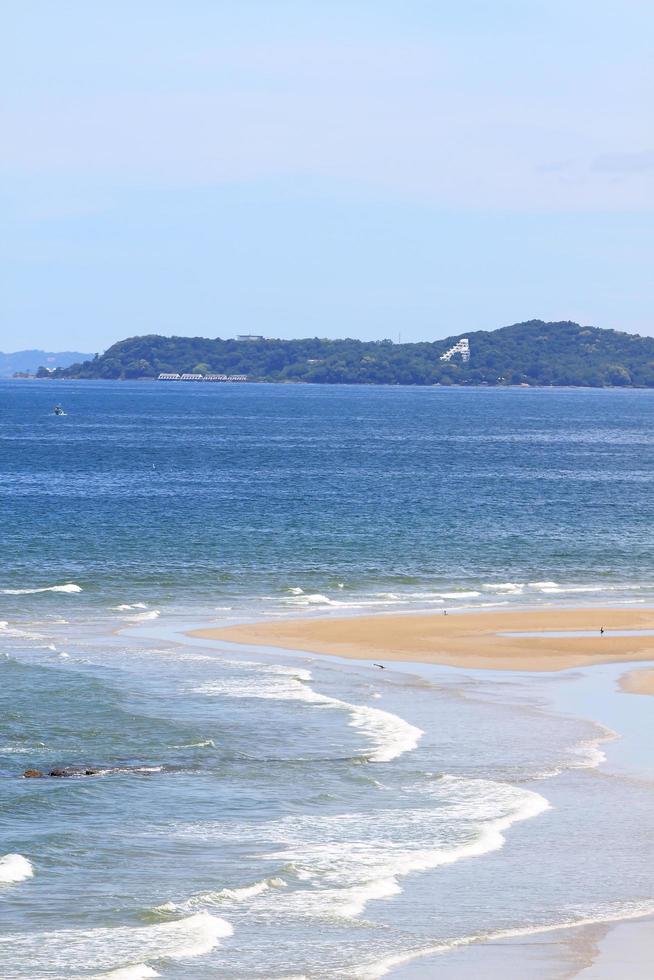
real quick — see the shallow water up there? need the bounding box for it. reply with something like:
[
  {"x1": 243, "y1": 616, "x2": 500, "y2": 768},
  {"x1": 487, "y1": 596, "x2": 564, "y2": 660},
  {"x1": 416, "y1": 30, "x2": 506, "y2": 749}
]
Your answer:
[{"x1": 2, "y1": 382, "x2": 654, "y2": 977}]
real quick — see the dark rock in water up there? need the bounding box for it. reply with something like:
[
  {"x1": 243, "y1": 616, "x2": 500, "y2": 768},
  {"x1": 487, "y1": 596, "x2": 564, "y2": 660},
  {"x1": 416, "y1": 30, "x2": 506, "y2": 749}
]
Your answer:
[
  {"x1": 22, "y1": 766, "x2": 103, "y2": 779},
  {"x1": 50, "y1": 766, "x2": 102, "y2": 778}
]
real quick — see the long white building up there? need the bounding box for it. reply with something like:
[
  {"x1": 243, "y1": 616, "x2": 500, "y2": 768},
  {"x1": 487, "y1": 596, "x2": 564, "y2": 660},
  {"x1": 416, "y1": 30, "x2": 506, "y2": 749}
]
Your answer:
[{"x1": 157, "y1": 373, "x2": 249, "y2": 382}]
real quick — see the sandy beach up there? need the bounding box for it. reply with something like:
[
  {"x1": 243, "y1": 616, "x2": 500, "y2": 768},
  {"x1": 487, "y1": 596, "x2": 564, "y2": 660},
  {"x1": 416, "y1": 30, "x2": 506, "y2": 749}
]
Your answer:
[{"x1": 191, "y1": 606, "x2": 654, "y2": 673}]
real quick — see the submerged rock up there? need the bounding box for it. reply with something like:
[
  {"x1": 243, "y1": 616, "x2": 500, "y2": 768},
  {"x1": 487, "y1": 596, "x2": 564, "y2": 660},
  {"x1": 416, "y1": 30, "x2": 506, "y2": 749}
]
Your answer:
[
  {"x1": 49, "y1": 767, "x2": 100, "y2": 778},
  {"x1": 21, "y1": 765, "x2": 157, "y2": 779}
]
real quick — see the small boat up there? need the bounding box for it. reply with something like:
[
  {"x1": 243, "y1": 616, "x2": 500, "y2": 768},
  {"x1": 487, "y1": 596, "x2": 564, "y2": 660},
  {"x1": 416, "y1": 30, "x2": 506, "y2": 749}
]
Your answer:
[{"x1": 53, "y1": 405, "x2": 66, "y2": 416}]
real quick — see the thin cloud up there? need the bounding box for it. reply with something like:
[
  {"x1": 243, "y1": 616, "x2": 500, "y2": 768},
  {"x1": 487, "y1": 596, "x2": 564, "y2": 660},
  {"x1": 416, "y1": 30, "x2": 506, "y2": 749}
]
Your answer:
[{"x1": 591, "y1": 151, "x2": 654, "y2": 174}]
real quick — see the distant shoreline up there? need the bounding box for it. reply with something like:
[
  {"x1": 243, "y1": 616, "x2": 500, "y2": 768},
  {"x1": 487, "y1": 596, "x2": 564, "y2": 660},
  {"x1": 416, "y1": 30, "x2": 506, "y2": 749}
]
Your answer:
[{"x1": 11, "y1": 376, "x2": 654, "y2": 390}]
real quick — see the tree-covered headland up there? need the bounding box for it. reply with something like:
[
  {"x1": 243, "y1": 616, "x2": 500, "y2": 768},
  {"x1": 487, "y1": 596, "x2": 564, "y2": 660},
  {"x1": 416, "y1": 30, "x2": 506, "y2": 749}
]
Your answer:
[{"x1": 42, "y1": 320, "x2": 654, "y2": 387}]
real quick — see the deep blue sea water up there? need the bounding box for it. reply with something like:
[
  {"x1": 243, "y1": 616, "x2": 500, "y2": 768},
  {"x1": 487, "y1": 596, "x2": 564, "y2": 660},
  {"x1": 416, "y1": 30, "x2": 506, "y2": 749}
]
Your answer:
[
  {"x1": 2, "y1": 381, "x2": 654, "y2": 979},
  {"x1": 4, "y1": 380, "x2": 654, "y2": 613}
]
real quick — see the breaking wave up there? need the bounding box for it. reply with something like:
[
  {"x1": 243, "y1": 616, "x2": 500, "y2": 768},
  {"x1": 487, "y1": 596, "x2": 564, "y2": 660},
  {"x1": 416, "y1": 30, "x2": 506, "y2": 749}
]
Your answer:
[
  {"x1": 194, "y1": 666, "x2": 422, "y2": 763},
  {"x1": 0, "y1": 911, "x2": 232, "y2": 977},
  {"x1": 157, "y1": 877, "x2": 288, "y2": 914},
  {"x1": 172, "y1": 777, "x2": 548, "y2": 921},
  {"x1": 94, "y1": 967, "x2": 160, "y2": 980},
  {"x1": 0, "y1": 853, "x2": 34, "y2": 884},
  {"x1": 0, "y1": 583, "x2": 82, "y2": 595}
]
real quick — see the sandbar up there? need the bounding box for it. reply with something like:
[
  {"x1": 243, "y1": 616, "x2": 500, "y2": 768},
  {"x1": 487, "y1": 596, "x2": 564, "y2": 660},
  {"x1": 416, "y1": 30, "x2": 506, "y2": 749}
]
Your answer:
[
  {"x1": 618, "y1": 667, "x2": 654, "y2": 697},
  {"x1": 191, "y1": 607, "x2": 654, "y2": 672}
]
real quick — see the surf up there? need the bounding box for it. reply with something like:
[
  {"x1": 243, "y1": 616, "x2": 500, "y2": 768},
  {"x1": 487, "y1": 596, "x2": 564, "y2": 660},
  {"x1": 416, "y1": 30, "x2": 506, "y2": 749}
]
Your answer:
[
  {"x1": 0, "y1": 854, "x2": 33, "y2": 884},
  {"x1": 0, "y1": 912, "x2": 232, "y2": 977}
]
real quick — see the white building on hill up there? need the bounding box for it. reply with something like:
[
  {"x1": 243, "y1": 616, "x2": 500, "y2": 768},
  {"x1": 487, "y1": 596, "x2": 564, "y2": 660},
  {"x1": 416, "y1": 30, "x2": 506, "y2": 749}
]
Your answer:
[{"x1": 440, "y1": 338, "x2": 470, "y2": 362}]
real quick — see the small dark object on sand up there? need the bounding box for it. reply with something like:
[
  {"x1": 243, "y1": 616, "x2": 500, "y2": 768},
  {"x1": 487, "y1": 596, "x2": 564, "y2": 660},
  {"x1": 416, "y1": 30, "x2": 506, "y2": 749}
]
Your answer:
[
  {"x1": 373, "y1": 663, "x2": 385, "y2": 669},
  {"x1": 23, "y1": 769, "x2": 44, "y2": 778}
]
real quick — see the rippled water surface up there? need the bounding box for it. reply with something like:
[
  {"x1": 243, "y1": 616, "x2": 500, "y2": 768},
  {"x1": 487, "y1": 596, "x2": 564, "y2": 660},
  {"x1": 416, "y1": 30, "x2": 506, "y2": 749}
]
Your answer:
[
  {"x1": 3, "y1": 381, "x2": 654, "y2": 613},
  {"x1": 2, "y1": 381, "x2": 654, "y2": 978}
]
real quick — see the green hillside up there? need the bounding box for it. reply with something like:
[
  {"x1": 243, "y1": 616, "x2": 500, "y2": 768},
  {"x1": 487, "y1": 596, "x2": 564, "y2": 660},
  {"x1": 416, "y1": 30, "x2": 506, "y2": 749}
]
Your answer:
[{"x1": 44, "y1": 320, "x2": 654, "y2": 387}]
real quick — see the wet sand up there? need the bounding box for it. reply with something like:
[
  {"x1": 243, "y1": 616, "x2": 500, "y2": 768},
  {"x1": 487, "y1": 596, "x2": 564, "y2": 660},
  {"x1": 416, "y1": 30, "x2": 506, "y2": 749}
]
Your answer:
[
  {"x1": 618, "y1": 667, "x2": 654, "y2": 696},
  {"x1": 383, "y1": 916, "x2": 654, "y2": 979},
  {"x1": 191, "y1": 607, "x2": 654, "y2": 672},
  {"x1": 190, "y1": 607, "x2": 654, "y2": 978}
]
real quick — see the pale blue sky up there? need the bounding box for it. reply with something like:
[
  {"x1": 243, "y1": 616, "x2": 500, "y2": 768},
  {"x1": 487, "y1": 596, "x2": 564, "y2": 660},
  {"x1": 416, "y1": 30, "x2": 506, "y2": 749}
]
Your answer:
[{"x1": 1, "y1": 1, "x2": 653, "y2": 351}]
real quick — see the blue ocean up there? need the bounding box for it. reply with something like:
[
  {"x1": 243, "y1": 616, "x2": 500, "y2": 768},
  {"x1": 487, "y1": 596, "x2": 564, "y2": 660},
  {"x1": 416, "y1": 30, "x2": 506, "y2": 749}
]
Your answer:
[{"x1": 2, "y1": 381, "x2": 654, "y2": 979}]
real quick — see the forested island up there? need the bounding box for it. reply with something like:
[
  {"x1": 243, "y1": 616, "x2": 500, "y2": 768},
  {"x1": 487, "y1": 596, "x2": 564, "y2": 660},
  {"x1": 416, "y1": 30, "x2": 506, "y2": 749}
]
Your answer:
[{"x1": 41, "y1": 320, "x2": 654, "y2": 387}]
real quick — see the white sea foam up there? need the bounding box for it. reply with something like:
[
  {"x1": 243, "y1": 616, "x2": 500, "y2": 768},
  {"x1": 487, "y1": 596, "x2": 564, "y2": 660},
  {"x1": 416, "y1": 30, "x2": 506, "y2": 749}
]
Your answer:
[
  {"x1": 124, "y1": 610, "x2": 160, "y2": 622},
  {"x1": 354, "y1": 899, "x2": 654, "y2": 977},
  {"x1": 115, "y1": 766, "x2": 164, "y2": 775},
  {"x1": 217, "y1": 877, "x2": 287, "y2": 901},
  {"x1": 347, "y1": 704, "x2": 423, "y2": 762},
  {"x1": 568, "y1": 725, "x2": 616, "y2": 769},
  {"x1": 194, "y1": 675, "x2": 328, "y2": 704},
  {"x1": 434, "y1": 591, "x2": 481, "y2": 599},
  {"x1": 172, "y1": 778, "x2": 547, "y2": 923},
  {"x1": 174, "y1": 739, "x2": 215, "y2": 749},
  {"x1": 0, "y1": 621, "x2": 45, "y2": 639},
  {"x1": 251, "y1": 778, "x2": 549, "y2": 920},
  {"x1": 1, "y1": 583, "x2": 82, "y2": 595},
  {"x1": 287, "y1": 587, "x2": 304, "y2": 594},
  {"x1": 281, "y1": 591, "x2": 411, "y2": 611},
  {"x1": 0, "y1": 853, "x2": 34, "y2": 884},
  {"x1": 195, "y1": 666, "x2": 422, "y2": 762},
  {"x1": 540, "y1": 585, "x2": 603, "y2": 594},
  {"x1": 157, "y1": 877, "x2": 288, "y2": 914},
  {"x1": 112, "y1": 603, "x2": 148, "y2": 611},
  {"x1": 0, "y1": 912, "x2": 232, "y2": 975},
  {"x1": 529, "y1": 582, "x2": 645, "y2": 596},
  {"x1": 483, "y1": 582, "x2": 525, "y2": 593},
  {"x1": 95, "y1": 966, "x2": 160, "y2": 979}
]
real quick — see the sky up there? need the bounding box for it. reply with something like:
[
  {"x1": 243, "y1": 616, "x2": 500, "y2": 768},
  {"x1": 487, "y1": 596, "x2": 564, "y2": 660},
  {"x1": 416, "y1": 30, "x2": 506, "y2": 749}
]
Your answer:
[{"x1": 1, "y1": 1, "x2": 653, "y2": 353}]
